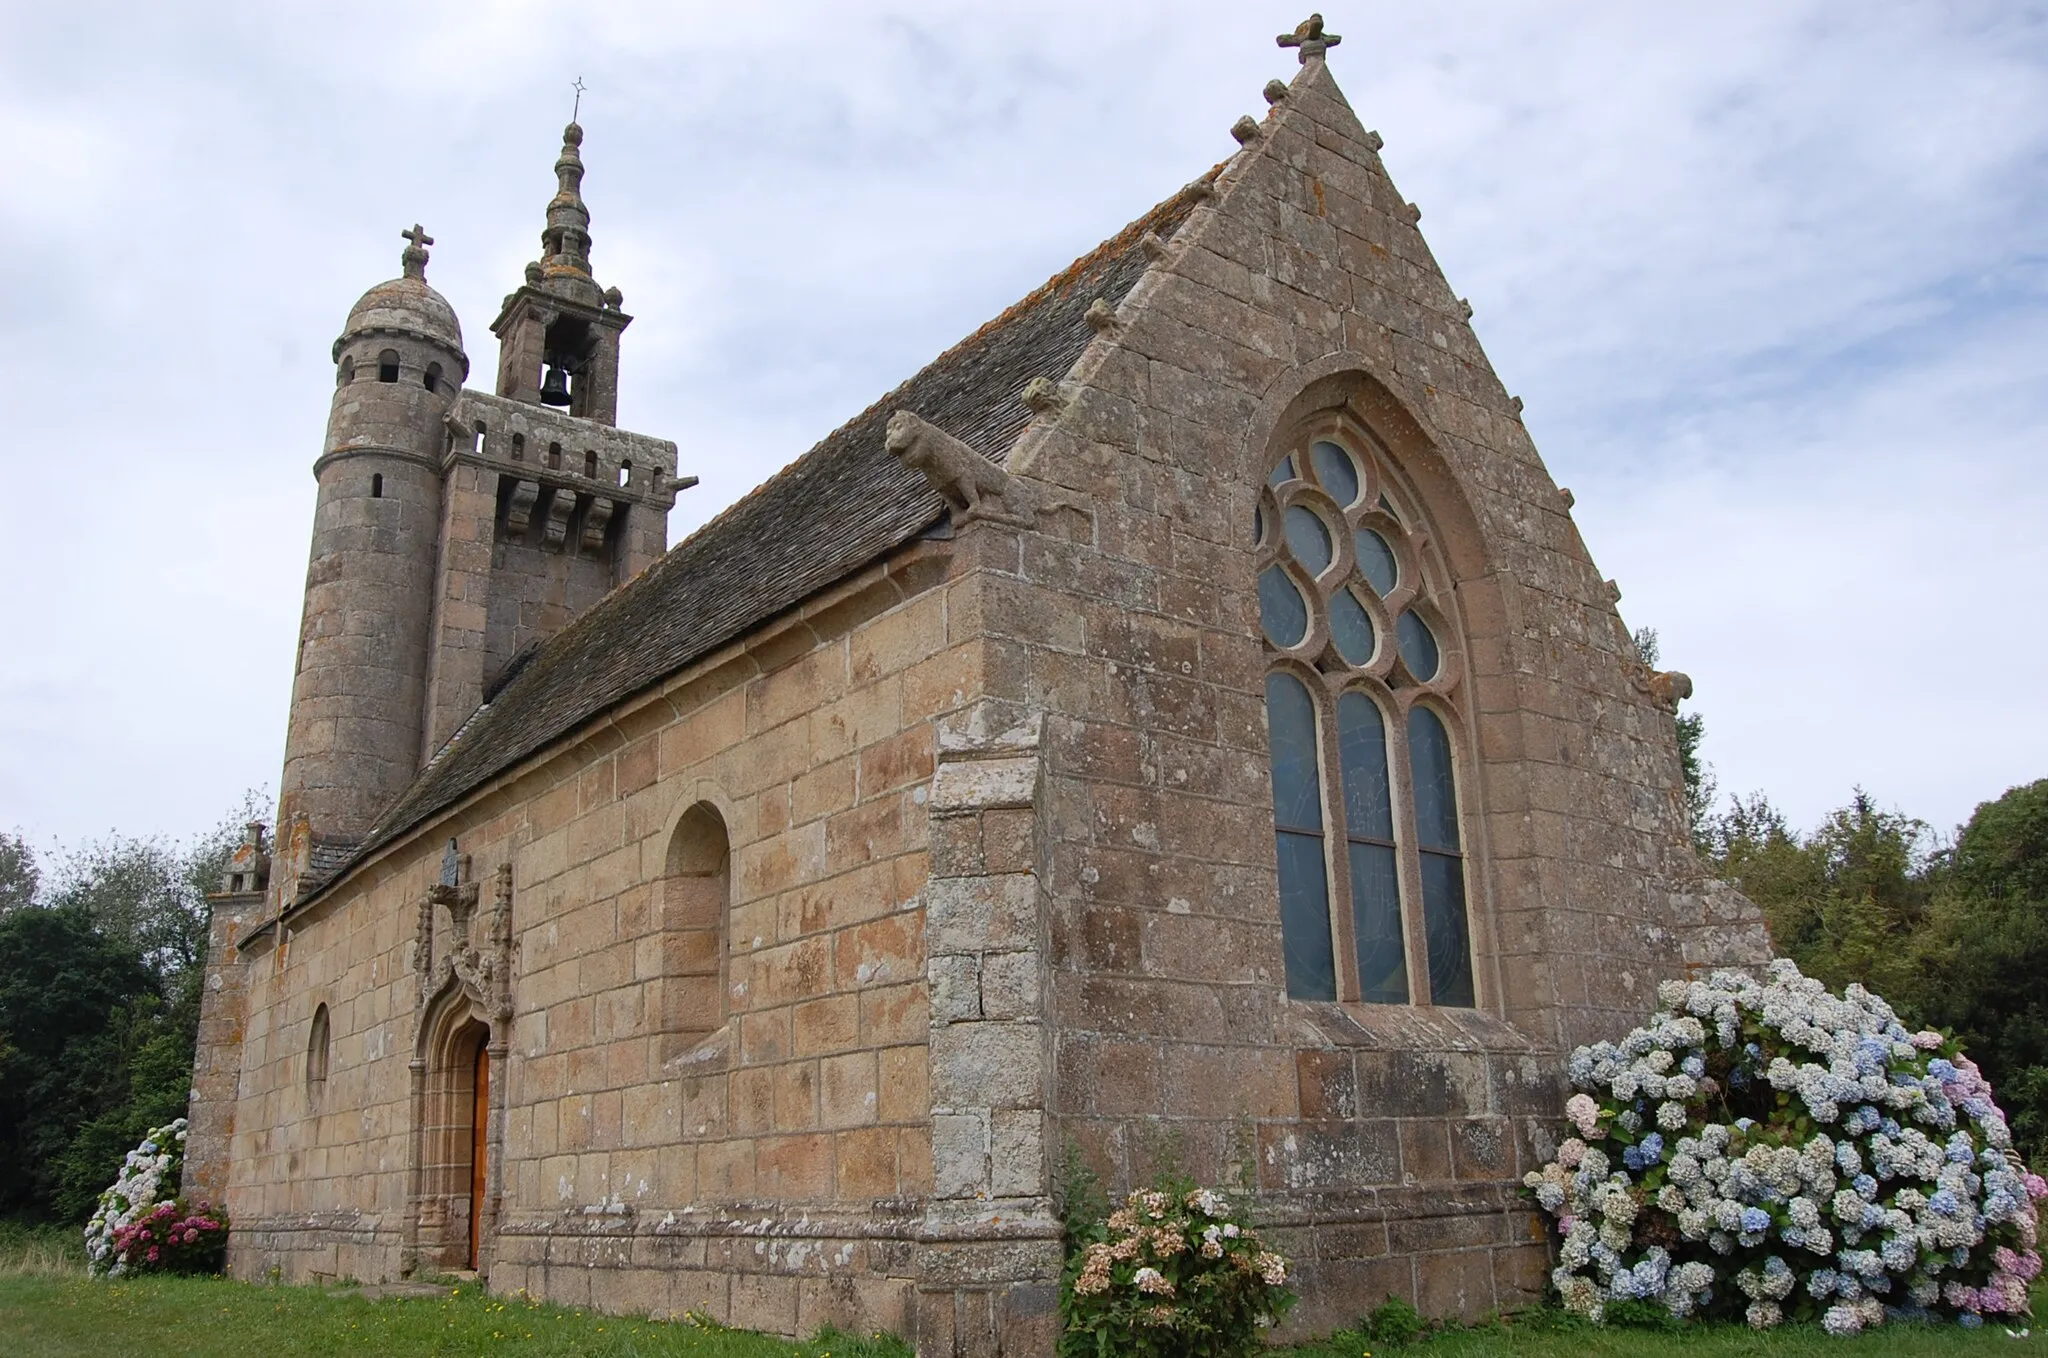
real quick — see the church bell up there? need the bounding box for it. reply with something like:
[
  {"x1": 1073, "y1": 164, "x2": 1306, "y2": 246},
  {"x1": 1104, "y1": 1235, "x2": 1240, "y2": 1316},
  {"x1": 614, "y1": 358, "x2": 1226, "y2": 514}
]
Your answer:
[{"x1": 539, "y1": 362, "x2": 573, "y2": 406}]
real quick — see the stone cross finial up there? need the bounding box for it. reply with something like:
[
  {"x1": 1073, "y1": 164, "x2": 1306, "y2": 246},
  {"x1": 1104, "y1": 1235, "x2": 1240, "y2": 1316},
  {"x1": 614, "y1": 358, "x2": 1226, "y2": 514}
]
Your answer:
[
  {"x1": 400, "y1": 223, "x2": 434, "y2": 279},
  {"x1": 571, "y1": 76, "x2": 586, "y2": 121},
  {"x1": 1277, "y1": 13, "x2": 1341, "y2": 63}
]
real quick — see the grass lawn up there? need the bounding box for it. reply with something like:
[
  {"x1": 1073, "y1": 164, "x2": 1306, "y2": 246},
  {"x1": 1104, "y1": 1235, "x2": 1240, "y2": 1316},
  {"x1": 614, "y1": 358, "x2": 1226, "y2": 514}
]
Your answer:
[
  {"x1": 0, "y1": 1225, "x2": 2042, "y2": 1358},
  {"x1": 0, "y1": 1272, "x2": 909, "y2": 1358},
  {"x1": 1282, "y1": 1308, "x2": 2046, "y2": 1357}
]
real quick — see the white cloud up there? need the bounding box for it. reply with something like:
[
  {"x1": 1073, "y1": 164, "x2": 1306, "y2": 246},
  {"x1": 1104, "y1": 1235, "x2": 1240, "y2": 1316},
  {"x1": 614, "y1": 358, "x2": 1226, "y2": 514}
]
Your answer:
[{"x1": 0, "y1": 0, "x2": 2042, "y2": 847}]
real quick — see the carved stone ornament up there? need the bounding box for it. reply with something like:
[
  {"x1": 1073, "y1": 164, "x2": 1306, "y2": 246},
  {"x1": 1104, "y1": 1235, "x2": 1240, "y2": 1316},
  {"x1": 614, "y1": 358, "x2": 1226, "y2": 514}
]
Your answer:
[
  {"x1": 885, "y1": 410, "x2": 1080, "y2": 530},
  {"x1": 1648, "y1": 670, "x2": 1694, "y2": 712},
  {"x1": 416, "y1": 859, "x2": 515, "y2": 1023}
]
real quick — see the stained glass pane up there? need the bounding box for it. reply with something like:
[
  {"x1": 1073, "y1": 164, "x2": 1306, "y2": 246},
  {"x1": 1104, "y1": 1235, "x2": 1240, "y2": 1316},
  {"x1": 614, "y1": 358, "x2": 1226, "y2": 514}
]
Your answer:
[
  {"x1": 1328, "y1": 588, "x2": 1375, "y2": 666},
  {"x1": 1356, "y1": 528, "x2": 1398, "y2": 596},
  {"x1": 1338, "y1": 691, "x2": 1406, "y2": 1004},
  {"x1": 1265, "y1": 673, "x2": 1323, "y2": 833},
  {"x1": 1379, "y1": 493, "x2": 1400, "y2": 522},
  {"x1": 1397, "y1": 610, "x2": 1440, "y2": 681},
  {"x1": 1258, "y1": 567, "x2": 1308, "y2": 648},
  {"x1": 1268, "y1": 455, "x2": 1297, "y2": 489},
  {"x1": 1420, "y1": 850, "x2": 1474, "y2": 1006},
  {"x1": 1350, "y1": 842, "x2": 1407, "y2": 1003},
  {"x1": 1310, "y1": 440, "x2": 1360, "y2": 505},
  {"x1": 1336, "y1": 692, "x2": 1394, "y2": 840},
  {"x1": 1284, "y1": 506, "x2": 1334, "y2": 575},
  {"x1": 1252, "y1": 502, "x2": 1263, "y2": 547},
  {"x1": 1278, "y1": 832, "x2": 1337, "y2": 1000},
  {"x1": 1406, "y1": 706, "x2": 1460, "y2": 851},
  {"x1": 1266, "y1": 672, "x2": 1334, "y2": 1002}
]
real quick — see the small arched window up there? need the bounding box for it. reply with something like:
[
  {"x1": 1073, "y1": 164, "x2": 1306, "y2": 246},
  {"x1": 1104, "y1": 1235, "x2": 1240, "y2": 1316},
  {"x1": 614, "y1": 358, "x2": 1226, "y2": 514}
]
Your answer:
[
  {"x1": 371, "y1": 473, "x2": 384, "y2": 499},
  {"x1": 510, "y1": 433, "x2": 525, "y2": 462},
  {"x1": 307, "y1": 1003, "x2": 331, "y2": 1107},
  {"x1": 378, "y1": 349, "x2": 400, "y2": 383},
  {"x1": 424, "y1": 361, "x2": 443, "y2": 393},
  {"x1": 658, "y1": 803, "x2": 730, "y2": 1060},
  {"x1": 618, "y1": 460, "x2": 632, "y2": 489},
  {"x1": 1258, "y1": 426, "x2": 1476, "y2": 1007},
  {"x1": 583, "y1": 450, "x2": 598, "y2": 479},
  {"x1": 547, "y1": 442, "x2": 562, "y2": 471},
  {"x1": 337, "y1": 356, "x2": 355, "y2": 387}
]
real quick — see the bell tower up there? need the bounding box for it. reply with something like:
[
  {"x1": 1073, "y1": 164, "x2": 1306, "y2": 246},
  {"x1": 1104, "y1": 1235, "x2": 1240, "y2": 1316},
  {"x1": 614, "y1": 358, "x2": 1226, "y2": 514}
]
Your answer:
[
  {"x1": 489, "y1": 122, "x2": 628, "y2": 424},
  {"x1": 415, "y1": 121, "x2": 690, "y2": 759}
]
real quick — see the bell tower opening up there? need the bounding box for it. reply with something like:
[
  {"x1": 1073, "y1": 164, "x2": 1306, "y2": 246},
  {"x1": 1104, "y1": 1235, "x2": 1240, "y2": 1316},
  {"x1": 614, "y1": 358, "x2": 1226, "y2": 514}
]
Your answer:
[{"x1": 488, "y1": 120, "x2": 631, "y2": 427}]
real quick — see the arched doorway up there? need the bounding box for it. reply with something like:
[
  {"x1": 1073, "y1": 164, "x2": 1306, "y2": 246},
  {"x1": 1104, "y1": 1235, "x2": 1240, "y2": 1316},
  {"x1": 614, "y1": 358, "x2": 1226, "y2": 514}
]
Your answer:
[
  {"x1": 404, "y1": 859, "x2": 515, "y2": 1279},
  {"x1": 407, "y1": 997, "x2": 500, "y2": 1275}
]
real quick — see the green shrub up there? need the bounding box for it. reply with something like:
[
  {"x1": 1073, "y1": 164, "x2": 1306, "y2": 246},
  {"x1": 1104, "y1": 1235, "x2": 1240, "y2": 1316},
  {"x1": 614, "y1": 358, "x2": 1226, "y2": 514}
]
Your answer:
[{"x1": 1058, "y1": 1174, "x2": 1295, "y2": 1358}]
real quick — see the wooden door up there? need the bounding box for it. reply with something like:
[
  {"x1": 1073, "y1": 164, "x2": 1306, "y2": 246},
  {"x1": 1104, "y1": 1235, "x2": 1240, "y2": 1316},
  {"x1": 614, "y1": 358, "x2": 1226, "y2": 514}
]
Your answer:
[{"x1": 468, "y1": 1041, "x2": 489, "y2": 1270}]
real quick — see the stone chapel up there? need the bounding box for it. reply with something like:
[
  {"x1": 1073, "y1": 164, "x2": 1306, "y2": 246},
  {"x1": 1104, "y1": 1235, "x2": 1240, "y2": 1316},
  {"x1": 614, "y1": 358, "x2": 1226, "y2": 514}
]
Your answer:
[{"x1": 188, "y1": 20, "x2": 1768, "y2": 1355}]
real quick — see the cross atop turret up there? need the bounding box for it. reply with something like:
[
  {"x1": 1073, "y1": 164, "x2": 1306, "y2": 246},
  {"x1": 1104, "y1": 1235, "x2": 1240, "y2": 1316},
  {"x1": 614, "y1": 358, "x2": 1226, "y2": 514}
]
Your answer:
[
  {"x1": 400, "y1": 223, "x2": 434, "y2": 279},
  {"x1": 1277, "y1": 13, "x2": 1341, "y2": 64}
]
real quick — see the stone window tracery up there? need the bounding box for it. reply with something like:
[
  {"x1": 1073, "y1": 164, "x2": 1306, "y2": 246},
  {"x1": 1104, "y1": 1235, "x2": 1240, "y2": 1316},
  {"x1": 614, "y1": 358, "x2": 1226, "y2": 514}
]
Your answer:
[{"x1": 1257, "y1": 421, "x2": 1476, "y2": 1007}]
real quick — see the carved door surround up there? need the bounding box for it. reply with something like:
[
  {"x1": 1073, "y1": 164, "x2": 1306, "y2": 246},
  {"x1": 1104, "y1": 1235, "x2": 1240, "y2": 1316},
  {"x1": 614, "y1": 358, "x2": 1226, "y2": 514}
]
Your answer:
[{"x1": 402, "y1": 851, "x2": 515, "y2": 1276}]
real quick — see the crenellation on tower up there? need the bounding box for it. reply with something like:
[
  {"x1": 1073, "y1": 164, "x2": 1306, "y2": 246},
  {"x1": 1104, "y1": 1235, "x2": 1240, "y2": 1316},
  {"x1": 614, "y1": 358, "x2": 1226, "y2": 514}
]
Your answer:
[{"x1": 419, "y1": 388, "x2": 685, "y2": 758}]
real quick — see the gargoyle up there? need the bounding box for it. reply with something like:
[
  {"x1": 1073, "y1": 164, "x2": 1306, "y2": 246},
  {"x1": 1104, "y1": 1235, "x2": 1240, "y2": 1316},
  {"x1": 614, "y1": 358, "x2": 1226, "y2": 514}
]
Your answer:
[
  {"x1": 885, "y1": 410, "x2": 1079, "y2": 529},
  {"x1": 1648, "y1": 670, "x2": 1693, "y2": 711}
]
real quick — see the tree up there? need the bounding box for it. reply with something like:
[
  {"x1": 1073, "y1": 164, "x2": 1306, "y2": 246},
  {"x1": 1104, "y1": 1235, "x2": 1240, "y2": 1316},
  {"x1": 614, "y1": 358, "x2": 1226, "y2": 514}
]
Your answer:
[
  {"x1": 1707, "y1": 781, "x2": 2048, "y2": 1167},
  {"x1": 0, "y1": 907, "x2": 156, "y2": 1218},
  {"x1": 1707, "y1": 790, "x2": 1935, "y2": 1012},
  {"x1": 0, "y1": 793, "x2": 266, "y2": 1222},
  {"x1": 1920, "y1": 780, "x2": 2048, "y2": 1164},
  {"x1": 0, "y1": 831, "x2": 36, "y2": 913}
]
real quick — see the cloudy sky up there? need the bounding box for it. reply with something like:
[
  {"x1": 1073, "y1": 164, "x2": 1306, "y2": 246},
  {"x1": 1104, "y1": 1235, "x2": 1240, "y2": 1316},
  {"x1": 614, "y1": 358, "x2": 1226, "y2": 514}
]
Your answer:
[{"x1": 2, "y1": 0, "x2": 2043, "y2": 856}]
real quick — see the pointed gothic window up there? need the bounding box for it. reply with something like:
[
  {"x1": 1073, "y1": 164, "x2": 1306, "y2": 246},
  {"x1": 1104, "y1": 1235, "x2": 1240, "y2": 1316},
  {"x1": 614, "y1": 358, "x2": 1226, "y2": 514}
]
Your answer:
[{"x1": 1258, "y1": 424, "x2": 1477, "y2": 1007}]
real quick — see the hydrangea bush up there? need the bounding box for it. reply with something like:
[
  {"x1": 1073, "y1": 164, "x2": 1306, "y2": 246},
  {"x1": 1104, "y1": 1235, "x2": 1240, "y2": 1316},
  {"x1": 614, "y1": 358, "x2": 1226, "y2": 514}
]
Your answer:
[
  {"x1": 1526, "y1": 959, "x2": 2047, "y2": 1336},
  {"x1": 1060, "y1": 1179, "x2": 1296, "y2": 1358},
  {"x1": 85, "y1": 1117, "x2": 226, "y2": 1278}
]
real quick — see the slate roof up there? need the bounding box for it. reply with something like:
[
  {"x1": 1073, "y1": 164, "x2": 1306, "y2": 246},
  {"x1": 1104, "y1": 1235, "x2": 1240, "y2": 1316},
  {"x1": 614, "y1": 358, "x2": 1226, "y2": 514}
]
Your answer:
[{"x1": 306, "y1": 174, "x2": 1214, "y2": 903}]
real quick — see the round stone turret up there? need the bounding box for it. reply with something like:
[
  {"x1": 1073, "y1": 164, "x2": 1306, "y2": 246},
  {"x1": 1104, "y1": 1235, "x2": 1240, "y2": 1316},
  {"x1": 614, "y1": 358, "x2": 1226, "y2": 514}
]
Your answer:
[{"x1": 280, "y1": 227, "x2": 468, "y2": 847}]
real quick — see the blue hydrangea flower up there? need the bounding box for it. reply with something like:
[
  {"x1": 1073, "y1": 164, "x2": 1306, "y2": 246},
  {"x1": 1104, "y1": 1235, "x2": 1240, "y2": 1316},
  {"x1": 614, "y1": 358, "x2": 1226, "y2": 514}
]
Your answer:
[{"x1": 1741, "y1": 1208, "x2": 1771, "y2": 1234}]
